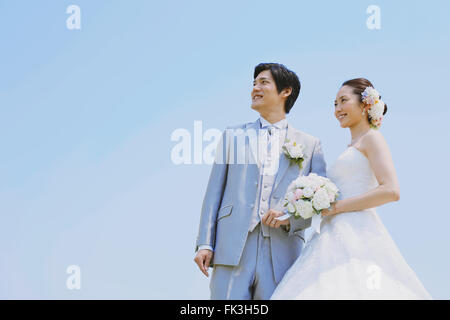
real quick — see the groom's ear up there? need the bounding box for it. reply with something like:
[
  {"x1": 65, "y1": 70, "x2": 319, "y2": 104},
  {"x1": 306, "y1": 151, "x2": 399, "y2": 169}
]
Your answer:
[{"x1": 281, "y1": 87, "x2": 293, "y2": 99}]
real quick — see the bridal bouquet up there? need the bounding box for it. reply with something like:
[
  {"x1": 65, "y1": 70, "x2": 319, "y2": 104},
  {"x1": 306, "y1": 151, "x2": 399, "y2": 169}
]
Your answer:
[
  {"x1": 278, "y1": 173, "x2": 339, "y2": 242},
  {"x1": 283, "y1": 173, "x2": 339, "y2": 219}
]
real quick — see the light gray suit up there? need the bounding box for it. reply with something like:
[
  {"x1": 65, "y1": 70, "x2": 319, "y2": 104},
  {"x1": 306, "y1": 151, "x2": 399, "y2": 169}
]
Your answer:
[{"x1": 195, "y1": 118, "x2": 326, "y2": 299}]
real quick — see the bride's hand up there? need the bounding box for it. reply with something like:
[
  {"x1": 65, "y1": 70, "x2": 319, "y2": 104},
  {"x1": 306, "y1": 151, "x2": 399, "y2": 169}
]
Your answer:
[{"x1": 321, "y1": 202, "x2": 340, "y2": 217}]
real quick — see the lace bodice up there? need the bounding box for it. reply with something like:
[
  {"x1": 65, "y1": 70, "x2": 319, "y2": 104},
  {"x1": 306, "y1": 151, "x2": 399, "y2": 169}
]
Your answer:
[{"x1": 327, "y1": 147, "x2": 378, "y2": 200}]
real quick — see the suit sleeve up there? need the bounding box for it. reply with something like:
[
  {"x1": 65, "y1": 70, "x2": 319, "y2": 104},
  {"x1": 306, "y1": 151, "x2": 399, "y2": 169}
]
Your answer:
[
  {"x1": 310, "y1": 138, "x2": 327, "y2": 177},
  {"x1": 287, "y1": 138, "x2": 327, "y2": 237},
  {"x1": 194, "y1": 129, "x2": 230, "y2": 252}
]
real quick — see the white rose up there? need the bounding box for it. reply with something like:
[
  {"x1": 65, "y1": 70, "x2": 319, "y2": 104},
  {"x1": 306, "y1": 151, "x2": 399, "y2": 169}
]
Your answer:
[
  {"x1": 324, "y1": 182, "x2": 339, "y2": 195},
  {"x1": 294, "y1": 176, "x2": 308, "y2": 188},
  {"x1": 328, "y1": 193, "x2": 336, "y2": 202},
  {"x1": 296, "y1": 200, "x2": 315, "y2": 219},
  {"x1": 284, "y1": 141, "x2": 295, "y2": 153},
  {"x1": 303, "y1": 186, "x2": 315, "y2": 198},
  {"x1": 286, "y1": 191, "x2": 296, "y2": 202},
  {"x1": 286, "y1": 141, "x2": 295, "y2": 148},
  {"x1": 287, "y1": 202, "x2": 296, "y2": 213},
  {"x1": 289, "y1": 145, "x2": 304, "y2": 158},
  {"x1": 312, "y1": 188, "x2": 331, "y2": 211},
  {"x1": 308, "y1": 176, "x2": 323, "y2": 190},
  {"x1": 319, "y1": 176, "x2": 329, "y2": 185}
]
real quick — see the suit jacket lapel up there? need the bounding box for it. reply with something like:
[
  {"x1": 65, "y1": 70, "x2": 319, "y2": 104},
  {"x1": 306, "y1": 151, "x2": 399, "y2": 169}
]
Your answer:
[
  {"x1": 245, "y1": 120, "x2": 260, "y2": 169},
  {"x1": 273, "y1": 122, "x2": 295, "y2": 191}
]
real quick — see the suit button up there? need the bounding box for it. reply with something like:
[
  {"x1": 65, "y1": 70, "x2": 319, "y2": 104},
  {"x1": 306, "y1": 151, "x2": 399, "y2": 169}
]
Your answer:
[
  {"x1": 249, "y1": 204, "x2": 255, "y2": 208},
  {"x1": 254, "y1": 181, "x2": 258, "y2": 186},
  {"x1": 273, "y1": 195, "x2": 279, "y2": 199}
]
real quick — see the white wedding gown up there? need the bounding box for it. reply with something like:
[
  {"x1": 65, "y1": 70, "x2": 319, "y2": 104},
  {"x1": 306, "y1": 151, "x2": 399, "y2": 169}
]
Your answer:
[{"x1": 271, "y1": 146, "x2": 432, "y2": 299}]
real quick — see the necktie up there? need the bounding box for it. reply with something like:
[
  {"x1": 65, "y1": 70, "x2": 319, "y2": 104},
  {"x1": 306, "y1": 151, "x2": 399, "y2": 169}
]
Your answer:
[{"x1": 265, "y1": 126, "x2": 274, "y2": 174}]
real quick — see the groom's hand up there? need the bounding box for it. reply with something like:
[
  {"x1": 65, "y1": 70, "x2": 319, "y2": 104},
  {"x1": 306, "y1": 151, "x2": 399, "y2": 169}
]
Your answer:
[
  {"x1": 262, "y1": 209, "x2": 290, "y2": 228},
  {"x1": 194, "y1": 249, "x2": 213, "y2": 277}
]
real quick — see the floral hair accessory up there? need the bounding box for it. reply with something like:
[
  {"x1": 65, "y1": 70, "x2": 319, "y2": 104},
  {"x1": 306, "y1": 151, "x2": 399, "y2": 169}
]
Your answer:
[{"x1": 361, "y1": 86, "x2": 384, "y2": 129}]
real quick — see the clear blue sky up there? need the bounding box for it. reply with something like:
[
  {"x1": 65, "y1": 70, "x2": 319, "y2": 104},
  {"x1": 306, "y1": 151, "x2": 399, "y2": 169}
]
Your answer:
[{"x1": 0, "y1": 0, "x2": 449, "y2": 299}]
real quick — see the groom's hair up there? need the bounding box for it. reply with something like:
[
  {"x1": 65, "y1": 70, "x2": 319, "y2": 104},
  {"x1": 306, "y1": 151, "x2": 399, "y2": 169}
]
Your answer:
[{"x1": 253, "y1": 63, "x2": 301, "y2": 114}]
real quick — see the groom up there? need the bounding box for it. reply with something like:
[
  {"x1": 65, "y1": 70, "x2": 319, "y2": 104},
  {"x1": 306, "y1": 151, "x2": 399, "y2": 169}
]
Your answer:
[{"x1": 194, "y1": 63, "x2": 327, "y2": 299}]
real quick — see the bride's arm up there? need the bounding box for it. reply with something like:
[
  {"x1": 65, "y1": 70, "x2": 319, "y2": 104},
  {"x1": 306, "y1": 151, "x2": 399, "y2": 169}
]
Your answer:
[{"x1": 323, "y1": 131, "x2": 400, "y2": 216}]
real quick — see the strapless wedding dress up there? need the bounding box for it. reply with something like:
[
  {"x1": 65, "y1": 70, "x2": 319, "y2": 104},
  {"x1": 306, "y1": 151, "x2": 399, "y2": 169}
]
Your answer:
[{"x1": 271, "y1": 147, "x2": 432, "y2": 299}]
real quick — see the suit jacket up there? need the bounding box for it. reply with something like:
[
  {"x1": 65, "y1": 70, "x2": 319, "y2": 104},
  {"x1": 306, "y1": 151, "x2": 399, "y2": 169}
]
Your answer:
[{"x1": 195, "y1": 118, "x2": 327, "y2": 282}]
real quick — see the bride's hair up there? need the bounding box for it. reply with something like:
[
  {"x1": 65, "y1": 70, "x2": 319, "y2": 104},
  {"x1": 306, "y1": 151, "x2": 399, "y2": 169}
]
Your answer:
[{"x1": 342, "y1": 78, "x2": 388, "y2": 116}]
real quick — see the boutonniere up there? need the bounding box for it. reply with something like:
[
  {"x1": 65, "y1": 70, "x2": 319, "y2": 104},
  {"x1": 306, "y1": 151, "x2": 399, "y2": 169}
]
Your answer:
[{"x1": 282, "y1": 139, "x2": 305, "y2": 169}]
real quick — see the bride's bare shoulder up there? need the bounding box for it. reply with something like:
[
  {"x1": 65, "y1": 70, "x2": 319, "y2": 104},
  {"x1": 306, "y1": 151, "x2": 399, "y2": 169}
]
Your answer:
[{"x1": 360, "y1": 129, "x2": 390, "y2": 155}]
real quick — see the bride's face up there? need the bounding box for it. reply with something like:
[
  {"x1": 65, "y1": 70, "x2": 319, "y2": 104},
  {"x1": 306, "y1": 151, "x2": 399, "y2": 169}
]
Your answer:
[{"x1": 334, "y1": 85, "x2": 365, "y2": 128}]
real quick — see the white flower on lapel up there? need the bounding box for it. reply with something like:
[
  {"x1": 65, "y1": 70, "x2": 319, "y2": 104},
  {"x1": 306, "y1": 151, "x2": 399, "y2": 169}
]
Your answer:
[{"x1": 282, "y1": 139, "x2": 305, "y2": 169}]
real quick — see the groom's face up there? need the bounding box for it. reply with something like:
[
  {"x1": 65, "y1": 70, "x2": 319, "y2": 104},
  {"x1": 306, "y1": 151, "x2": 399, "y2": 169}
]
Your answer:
[{"x1": 251, "y1": 70, "x2": 286, "y2": 114}]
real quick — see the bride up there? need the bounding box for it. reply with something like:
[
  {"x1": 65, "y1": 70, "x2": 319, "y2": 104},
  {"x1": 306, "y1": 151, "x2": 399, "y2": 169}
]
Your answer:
[{"x1": 271, "y1": 78, "x2": 432, "y2": 300}]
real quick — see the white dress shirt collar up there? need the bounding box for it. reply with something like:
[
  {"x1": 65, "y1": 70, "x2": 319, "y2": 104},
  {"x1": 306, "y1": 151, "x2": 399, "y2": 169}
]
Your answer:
[{"x1": 259, "y1": 116, "x2": 288, "y2": 130}]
